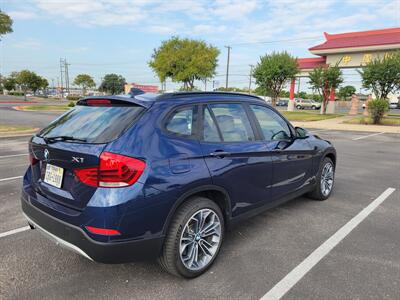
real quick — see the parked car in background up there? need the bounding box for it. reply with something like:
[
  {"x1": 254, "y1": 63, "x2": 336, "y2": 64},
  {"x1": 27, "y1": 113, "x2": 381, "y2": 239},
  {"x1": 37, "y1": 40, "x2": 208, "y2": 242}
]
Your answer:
[
  {"x1": 389, "y1": 100, "x2": 399, "y2": 109},
  {"x1": 22, "y1": 91, "x2": 336, "y2": 278},
  {"x1": 295, "y1": 99, "x2": 321, "y2": 110},
  {"x1": 277, "y1": 99, "x2": 289, "y2": 106}
]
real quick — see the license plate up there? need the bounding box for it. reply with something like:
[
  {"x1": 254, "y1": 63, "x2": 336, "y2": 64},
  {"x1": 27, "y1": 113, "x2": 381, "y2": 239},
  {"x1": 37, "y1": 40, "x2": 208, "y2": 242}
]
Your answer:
[{"x1": 44, "y1": 164, "x2": 64, "y2": 188}]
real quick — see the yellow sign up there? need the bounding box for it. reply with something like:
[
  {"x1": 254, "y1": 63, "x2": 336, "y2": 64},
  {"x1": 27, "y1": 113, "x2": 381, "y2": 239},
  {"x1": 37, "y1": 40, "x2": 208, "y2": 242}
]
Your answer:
[
  {"x1": 362, "y1": 53, "x2": 372, "y2": 64},
  {"x1": 384, "y1": 52, "x2": 394, "y2": 59},
  {"x1": 342, "y1": 55, "x2": 351, "y2": 65}
]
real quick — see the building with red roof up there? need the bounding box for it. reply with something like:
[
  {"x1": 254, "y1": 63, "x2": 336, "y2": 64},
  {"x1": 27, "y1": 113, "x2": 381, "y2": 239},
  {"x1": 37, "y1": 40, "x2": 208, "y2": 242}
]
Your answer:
[
  {"x1": 309, "y1": 28, "x2": 400, "y2": 55},
  {"x1": 289, "y1": 28, "x2": 400, "y2": 112}
]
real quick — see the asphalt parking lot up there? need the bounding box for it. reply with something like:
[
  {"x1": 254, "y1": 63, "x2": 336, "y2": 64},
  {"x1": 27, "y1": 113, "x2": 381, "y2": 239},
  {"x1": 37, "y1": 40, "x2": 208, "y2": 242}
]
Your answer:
[{"x1": 0, "y1": 121, "x2": 399, "y2": 299}]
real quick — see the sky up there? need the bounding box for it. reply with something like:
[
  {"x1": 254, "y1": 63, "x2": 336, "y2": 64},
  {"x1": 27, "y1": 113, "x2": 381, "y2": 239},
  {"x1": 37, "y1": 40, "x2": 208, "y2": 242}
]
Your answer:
[{"x1": 1, "y1": 0, "x2": 400, "y2": 92}]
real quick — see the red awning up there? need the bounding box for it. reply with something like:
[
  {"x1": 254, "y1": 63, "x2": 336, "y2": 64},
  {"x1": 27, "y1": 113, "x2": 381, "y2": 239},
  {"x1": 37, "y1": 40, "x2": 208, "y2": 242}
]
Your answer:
[{"x1": 297, "y1": 57, "x2": 327, "y2": 70}]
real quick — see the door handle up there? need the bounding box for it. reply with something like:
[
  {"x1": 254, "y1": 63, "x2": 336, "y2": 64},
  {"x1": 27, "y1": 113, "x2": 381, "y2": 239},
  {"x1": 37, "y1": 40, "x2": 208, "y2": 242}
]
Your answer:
[{"x1": 209, "y1": 150, "x2": 231, "y2": 158}]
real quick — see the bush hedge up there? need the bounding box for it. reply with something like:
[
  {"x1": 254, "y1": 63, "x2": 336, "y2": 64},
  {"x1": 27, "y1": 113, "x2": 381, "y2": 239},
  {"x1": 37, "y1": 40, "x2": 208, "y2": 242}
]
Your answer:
[
  {"x1": 368, "y1": 99, "x2": 389, "y2": 124},
  {"x1": 8, "y1": 91, "x2": 25, "y2": 96},
  {"x1": 66, "y1": 95, "x2": 81, "y2": 101}
]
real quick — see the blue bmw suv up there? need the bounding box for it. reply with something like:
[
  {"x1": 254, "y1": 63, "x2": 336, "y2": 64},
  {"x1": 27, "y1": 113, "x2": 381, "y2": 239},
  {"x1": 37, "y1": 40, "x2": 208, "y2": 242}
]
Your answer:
[{"x1": 22, "y1": 91, "x2": 336, "y2": 278}]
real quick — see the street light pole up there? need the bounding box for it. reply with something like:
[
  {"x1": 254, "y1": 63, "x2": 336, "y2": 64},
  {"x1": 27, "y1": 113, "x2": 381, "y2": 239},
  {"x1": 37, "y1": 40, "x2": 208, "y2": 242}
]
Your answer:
[{"x1": 224, "y1": 46, "x2": 231, "y2": 89}]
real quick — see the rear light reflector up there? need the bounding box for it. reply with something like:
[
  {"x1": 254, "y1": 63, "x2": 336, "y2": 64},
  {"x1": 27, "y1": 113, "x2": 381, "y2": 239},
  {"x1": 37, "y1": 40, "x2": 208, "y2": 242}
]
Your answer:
[
  {"x1": 85, "y1": 226, "x2": 121, "y2": 236},
  {"x1": 74, "y1": 152, "x2": 146, "y2": 188},
  {"x1": 29, "y1": 153, "x2": 39, "y2": 165}
]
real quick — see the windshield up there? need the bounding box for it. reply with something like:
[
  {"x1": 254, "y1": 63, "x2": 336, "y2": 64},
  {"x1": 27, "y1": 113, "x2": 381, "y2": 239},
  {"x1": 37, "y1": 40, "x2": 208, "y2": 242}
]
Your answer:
[{"x1": 38, "y1": 105, "x2": 144, "y2": 143}]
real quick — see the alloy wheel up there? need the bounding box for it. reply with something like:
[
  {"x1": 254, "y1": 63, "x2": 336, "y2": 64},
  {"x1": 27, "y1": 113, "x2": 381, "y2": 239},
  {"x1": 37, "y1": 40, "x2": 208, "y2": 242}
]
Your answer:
[
  {"x1": 179, "y1": 209, "x2": 222, "y2": 271},
  {"x1": 321, "y1": 162, "x2": 334, "y2": 196}
]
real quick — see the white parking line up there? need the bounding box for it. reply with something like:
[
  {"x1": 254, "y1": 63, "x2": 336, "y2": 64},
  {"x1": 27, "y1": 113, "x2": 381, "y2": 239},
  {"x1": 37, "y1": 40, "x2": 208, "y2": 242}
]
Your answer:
[
  {"x1": 352, "y1": 132, "x2": 385, "y2": 140},
  {"x1": 0, "y1": 153, "x2": 28, "y2": 159},
  {"x1": 260, "y1": 187, "x2": 396, "y2": 300},
  {"x1": 0, "y1": 226, "x2": 30, "y2": 238},
  {"x1": 0, "y1": 175, "x2": 23, "y2": 182}
]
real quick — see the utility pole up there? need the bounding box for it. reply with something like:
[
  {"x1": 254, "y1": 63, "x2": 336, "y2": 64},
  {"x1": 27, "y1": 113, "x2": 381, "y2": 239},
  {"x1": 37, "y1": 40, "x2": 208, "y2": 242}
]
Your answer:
[
  {"x1": 51, "y1": 78, "x2": 55, "y2": 95},
  {"x1": 224, "y1": 46, "x2": 231, "y2": 89},
  {"x1": 204, "y1": 78, "x2": 208, "y2": 91},
  {"x1": 59, "y1": 58, "x2": 64, "y2": 98},
  {"x1": 248, "y1": 64, "x2": 254, "y2": 94},
  {"x1": 64, "y1": 58, "x2": 70, "y2": 95}
]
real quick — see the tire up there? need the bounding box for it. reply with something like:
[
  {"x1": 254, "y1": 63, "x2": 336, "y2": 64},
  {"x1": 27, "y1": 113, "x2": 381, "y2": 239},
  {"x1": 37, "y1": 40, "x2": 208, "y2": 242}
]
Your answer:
[
  {"x1": 158, "y1": 197, "x2": 224, "y2": 278},
  {"x1": 296, "y1": 105, "x2": 302, "y2": 109},
  {"x1": 311, "y1": 105, "x2": 316, "y2": 110},
  {"x1": 307, "y1": 157, "x2": 335, "y2": 201}
]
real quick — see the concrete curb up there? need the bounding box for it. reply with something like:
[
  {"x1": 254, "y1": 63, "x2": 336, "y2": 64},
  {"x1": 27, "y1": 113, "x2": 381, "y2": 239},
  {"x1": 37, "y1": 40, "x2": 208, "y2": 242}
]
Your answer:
[
  {"x1": 12, "y1": 106, "x2": 67, "y2": 112},
  {"x1": 292, "y1": 116, "x2": 400, "y2": 134},
  {"x1": 0, "y1": 130, "x2": 38, "y2": 138}
]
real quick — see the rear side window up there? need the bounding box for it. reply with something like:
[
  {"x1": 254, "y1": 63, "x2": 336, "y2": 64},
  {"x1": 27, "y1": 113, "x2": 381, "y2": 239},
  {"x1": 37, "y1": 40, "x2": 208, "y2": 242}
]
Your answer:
[
  {"x1": 38, "y1": 105, "x2": 144, "y2": 143},
  {"x1": 165, "y1": 107, "x2": 195, "y2": 137},
  {"x1": 208, "y1": 103, "x2": 255, "y2": 142},
  {"x1": 203, "y1": 107, "x2": 221, "y2": 142},
  {"x1": 250, "y1": 105, "x2": 291, "y2": 141}
]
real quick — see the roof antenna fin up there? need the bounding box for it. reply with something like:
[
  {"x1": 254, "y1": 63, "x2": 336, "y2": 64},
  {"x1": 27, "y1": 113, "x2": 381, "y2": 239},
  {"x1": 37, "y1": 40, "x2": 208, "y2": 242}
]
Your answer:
[{"x1": 128, "y1": 88, "x2": 145, "y2": 97}]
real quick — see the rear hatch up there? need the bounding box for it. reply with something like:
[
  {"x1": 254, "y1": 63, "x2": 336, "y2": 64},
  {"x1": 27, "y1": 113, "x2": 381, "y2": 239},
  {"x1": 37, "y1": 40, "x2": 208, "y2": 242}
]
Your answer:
[{"x1": 29, "y1": 98, "x2": 146, "y2": 211}]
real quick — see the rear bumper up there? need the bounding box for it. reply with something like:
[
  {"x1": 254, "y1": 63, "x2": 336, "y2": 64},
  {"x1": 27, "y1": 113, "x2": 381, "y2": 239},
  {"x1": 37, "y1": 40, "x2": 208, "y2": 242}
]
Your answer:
[{"x1": 21, "y1": 197, "x2": 164, "y2": 263}]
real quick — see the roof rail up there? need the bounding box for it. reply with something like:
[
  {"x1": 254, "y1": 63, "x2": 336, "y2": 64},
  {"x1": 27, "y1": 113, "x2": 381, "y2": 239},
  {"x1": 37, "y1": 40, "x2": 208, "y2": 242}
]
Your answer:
[{"x1": 162, "y1": 91, "x2": 264, "y2": 101}]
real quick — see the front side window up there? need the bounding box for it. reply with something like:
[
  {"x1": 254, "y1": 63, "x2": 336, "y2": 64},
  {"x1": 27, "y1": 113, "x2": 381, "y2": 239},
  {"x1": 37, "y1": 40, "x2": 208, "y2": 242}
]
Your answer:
[
  {"x1": 165, "y1": 107, "x2": 194, "y2": 136},
  {"x1": 250, "y1": 105, "x2": 292, "y2": 141},
  {"x1": 208, "y1": 103, "x2": 255, "y2": 142}
]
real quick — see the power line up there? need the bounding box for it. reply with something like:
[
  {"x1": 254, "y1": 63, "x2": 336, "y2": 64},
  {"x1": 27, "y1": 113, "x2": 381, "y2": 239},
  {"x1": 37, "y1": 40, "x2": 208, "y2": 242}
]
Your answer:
[{"x1": 230, "y1": 36, "x2": 322, "y2": 46}]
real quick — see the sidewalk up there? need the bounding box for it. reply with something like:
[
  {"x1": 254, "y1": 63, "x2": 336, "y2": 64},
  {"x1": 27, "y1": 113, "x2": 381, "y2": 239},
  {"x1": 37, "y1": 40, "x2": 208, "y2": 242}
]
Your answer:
[{"x1": 292, "y1": 116, "x2": 400, "y2": 133}]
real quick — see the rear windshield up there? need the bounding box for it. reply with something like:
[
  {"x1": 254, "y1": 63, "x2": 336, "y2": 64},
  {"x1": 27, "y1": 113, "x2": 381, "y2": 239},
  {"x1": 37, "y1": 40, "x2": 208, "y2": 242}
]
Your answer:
[{"x1": 38, "y1": 105, "x2": 144, "y2": 143}]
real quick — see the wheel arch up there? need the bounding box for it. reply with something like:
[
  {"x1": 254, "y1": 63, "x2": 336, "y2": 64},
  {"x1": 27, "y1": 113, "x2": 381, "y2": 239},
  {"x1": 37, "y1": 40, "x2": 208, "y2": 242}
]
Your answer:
[
  {"x1": 324, "y1": 151, "x2": 336, "y2": 167},
  {"x1": 162, "y1": 185, "x2": 232, "y2": 236}
]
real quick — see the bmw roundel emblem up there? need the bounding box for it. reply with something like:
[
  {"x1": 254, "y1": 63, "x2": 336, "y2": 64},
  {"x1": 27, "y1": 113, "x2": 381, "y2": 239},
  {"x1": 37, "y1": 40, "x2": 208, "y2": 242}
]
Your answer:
[{"x1": 44, "y1": 149, "x2": 49, "y2": 160}]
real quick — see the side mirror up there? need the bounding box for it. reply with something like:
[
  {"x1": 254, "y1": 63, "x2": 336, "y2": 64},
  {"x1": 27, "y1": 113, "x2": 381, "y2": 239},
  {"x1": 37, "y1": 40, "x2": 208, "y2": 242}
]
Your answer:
[{"x1": 295, "y1": 127, "x2": 309, "y2": 139}]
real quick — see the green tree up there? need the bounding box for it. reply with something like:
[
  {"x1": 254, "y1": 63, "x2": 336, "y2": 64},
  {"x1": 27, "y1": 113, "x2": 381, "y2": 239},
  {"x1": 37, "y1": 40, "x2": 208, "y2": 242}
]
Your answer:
[
  {"x1": 358, "y1": 52, "x2": 400, "y2": 100},
  {"x1": 149, "y1": 37, "x2": 219, "y2": 91},
  {"x1": 15, "y1": 70, "x2": 43, "y2": 100},
  {"x1": 3, "y1": 74, "x2": 17, "y2": 91},
  {"x1": 296, "y1": 91, "x2": 308, "y2": 99},
  {"x1": 252, "y1": 51, "x2": 298, "y2": 106},
  {"x1": 338, "y1": 85, "x2": 356, "y2": 100},
  {"x1": 74, "y1": 74, "x2": 96, "y2": 95},
  {"x1": 30, "y1": 76, "x2": 48, "y2": 94},
  {"x1": 99, "y1": 73, "x2": 126, "y2": 95},
  {"x1": 0, "y1": 11, "x2": 13, "y2": 39},
  {"x1": 308, "y1": 65, "x2": 343, "y2": 114}
]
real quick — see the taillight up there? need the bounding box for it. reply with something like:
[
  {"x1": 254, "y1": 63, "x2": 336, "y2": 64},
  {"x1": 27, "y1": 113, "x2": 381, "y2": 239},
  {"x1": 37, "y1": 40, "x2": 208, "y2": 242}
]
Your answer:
[
  {"x1": 85, "y1": 226, "x2": 121, "y2": 236},
  {"x1": 74, "y1": 152, "x2": 146, "y2": 188},
  {"x1": 29, "y1": 153, "x2": 39, "y2": 165},
  {"x1": 86, "y1": 99, "x2": 111, "y2": 106}
]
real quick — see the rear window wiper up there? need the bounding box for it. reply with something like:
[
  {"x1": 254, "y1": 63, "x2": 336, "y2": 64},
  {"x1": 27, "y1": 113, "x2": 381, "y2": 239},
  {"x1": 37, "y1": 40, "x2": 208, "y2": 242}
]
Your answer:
[{"x1": 43, "y1": 136, "x2": 87, "y2": 143}]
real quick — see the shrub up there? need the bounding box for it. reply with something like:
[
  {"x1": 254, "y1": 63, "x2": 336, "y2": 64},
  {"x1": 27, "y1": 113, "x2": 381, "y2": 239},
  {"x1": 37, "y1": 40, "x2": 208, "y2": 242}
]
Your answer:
[
  {"x1": 68, "y1": 101, "x2": 76, "y2": 107},
  {"x1": 66, "y1": 95, "x2": 81, "y2": 101},
  {"x1": 8, "y1": 91, "x2": 25, "y2": 96},
  {"x1": 368, "y1": 99, "x2": 389, "y2": 124}
]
